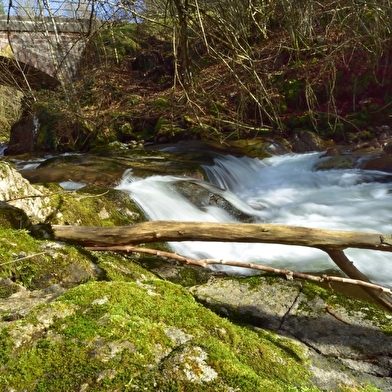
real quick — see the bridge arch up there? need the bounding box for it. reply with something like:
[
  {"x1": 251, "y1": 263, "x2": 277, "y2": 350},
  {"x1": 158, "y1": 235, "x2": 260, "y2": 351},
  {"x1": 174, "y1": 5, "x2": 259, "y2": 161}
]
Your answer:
[{"x1": 0, "y1": 56, "x2": 60, "y2": 90}]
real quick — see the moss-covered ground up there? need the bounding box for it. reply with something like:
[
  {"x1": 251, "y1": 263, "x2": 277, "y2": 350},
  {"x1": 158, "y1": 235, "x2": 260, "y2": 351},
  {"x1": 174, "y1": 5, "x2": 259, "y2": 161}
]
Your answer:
[{"x1": 0, "y1": 279, "x2": 320, "y2": 391}]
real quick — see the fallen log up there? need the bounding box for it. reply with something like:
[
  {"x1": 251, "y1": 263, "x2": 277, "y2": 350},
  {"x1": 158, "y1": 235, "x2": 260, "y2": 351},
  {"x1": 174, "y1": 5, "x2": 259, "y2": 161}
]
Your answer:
[
  {"x1": 52, "y1": 221, "x2": 392, "y2": 311},
  {"x1": 53, "y1": 221, "x2": 392, "y2": 251}
]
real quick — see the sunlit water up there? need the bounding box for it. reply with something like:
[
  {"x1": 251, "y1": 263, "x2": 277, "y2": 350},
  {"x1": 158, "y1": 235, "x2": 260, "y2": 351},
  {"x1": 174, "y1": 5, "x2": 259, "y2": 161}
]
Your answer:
[{"x1": 116, "y1": 152, "x2": 392, "y2": 287}]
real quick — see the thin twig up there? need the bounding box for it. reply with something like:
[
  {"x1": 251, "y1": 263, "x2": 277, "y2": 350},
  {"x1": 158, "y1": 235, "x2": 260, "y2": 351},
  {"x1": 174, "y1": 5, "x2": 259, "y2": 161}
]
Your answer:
[
  {"x1": 0, "y1": 252, "x2": 47, "y2": 267},
  {"x1": 326, "y1": 305, "x2": 351, "y2": 325},
  {"x1": 76, "y1": 190, "x2": 109, "y2": 199},
  {"x1": 85, "y1": 245, "x2": 392, "y2": 295},
  {"x1": 4, "y1": 192, "x2": 61, "y2": 202},
  {"x1": 4, "y1": 189, "x2": 109, "y2": 203}
]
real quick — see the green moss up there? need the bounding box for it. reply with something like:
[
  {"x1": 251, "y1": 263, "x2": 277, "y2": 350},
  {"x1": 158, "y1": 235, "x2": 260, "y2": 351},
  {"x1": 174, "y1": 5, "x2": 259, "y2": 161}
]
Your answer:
[
  {"x1": 154, "y1": 117, "x2": 186, "y2": 141},
  {"x1": 42, "y1": 186, "x2": 143, "y2": 227},
  {"x1": 0, "y1": 203, "x2": 32, "y2": 230},
  {"x1": 301, "y1": 281, "x2": 330, "y2": 302},
  {"x1": 93, "y1": 252, "x2": 156, "y2": 282},
  {"x1": 299, "y1": 280, "x2": 392, "y2": 335},
  {"x1": 0, "y1": 281, "x2": 318, "y2": 391},
  {"x1": 0, "y1": 228, "x2": 102, "y2": 290},
  {"x1": 97, "y1": 24, "x2": 140, "y2": 61},
  {"x1": 153, "y1": 98, "x2": 170, "y2": 109},
  {"x1": 0, "y1": 229, "x2": 43, "y2": 286},
  {"x1": 171, "y1": 265, "x2": 211, "y2": 287}
]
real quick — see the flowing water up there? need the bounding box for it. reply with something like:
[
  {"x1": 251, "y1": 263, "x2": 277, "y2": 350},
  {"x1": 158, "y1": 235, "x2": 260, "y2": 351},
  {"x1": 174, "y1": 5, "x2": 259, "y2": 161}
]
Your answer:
[{"x1": 117, "y1": 151, "x2": 391, "y2": 288}]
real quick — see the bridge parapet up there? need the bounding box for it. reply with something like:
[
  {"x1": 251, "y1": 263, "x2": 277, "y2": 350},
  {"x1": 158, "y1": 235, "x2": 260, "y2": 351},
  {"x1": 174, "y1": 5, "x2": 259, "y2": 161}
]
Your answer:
[{"x1": 0, "y1": 16, "x2": 96, "y2": 34}]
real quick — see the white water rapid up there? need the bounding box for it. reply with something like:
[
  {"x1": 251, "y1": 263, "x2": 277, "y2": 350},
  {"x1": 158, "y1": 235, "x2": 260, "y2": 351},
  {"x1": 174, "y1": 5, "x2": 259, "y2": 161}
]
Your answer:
[{"x1": 116, "y1": 152, "x2": 392, "y2": 287}]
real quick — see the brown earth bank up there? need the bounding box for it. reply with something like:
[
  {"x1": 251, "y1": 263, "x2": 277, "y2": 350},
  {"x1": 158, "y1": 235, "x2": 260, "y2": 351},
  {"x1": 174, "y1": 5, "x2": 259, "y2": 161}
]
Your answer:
[{"x1": 2, "y1": 17, "x2": 392, "y2": 157}]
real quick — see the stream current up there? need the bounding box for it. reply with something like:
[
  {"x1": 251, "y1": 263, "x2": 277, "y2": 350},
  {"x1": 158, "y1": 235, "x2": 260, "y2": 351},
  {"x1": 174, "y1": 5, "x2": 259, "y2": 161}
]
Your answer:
[{"x1": 116, "y1": 151, "x2": 392, "y2": 288}]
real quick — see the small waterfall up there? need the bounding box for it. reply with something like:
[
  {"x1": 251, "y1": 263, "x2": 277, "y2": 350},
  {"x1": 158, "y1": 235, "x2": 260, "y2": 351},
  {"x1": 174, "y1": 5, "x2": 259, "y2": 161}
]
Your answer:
[
  {"x1": 116, "y1": 152, "x2": 392, "y2": 287},
  {"x1": 0, "y1": 143, "x2": 7, "y2": 156}
]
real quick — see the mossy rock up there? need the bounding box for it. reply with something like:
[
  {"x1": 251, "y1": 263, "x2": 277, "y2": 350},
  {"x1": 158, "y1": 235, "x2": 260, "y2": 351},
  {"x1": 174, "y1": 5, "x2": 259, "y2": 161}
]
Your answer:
[
  {"x1": 0, "y1": 202, "x2": 32, "y2": 231},
  {"x1": 190, "y1": 275, "x2": 392, "y2": 391},
  {"x1": 0, "y1": 280, "x2": 318, "y2": 391},
  {"x1": 315, "y1": 156, "x2": 357, "y2": 171},
  {"x1": 0, "y1": 226, "x2": 161, "y2": 292},
  {"x1": 44, "y1": 186, "x2": 144, "y2": 227},
  {"x1": 20, "y1": 148, "x2": 206, "y2": 186},
  {"x1": 0, "y1": 228, "x2": 104, "y2": 290}
]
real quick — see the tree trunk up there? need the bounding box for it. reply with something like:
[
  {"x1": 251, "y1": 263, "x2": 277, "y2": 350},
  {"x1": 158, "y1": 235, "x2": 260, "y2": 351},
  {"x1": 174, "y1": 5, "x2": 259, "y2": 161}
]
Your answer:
[{"x1": 53, "y1": 221, "x2": 392, "y2": 251}]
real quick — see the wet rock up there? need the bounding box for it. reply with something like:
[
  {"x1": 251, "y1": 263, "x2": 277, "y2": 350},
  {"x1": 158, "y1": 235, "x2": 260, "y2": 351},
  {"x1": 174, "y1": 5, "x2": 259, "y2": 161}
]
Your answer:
[
  {"x1": 315, "y1": 155, "x2": 357, "y2": 170},
  {"x1": 358, "y1": 154, "x2": 392, "y2": 173},
  {"x1": 226, "y1": 138, "x2": 291, "y2": 157},
  {"x1": 18, "y1": 148, "x2": 206, "y2": 187},
  {"x1": 322, "y1": 147, "x2": 343, "y2": 157},
  {"x1": 292, "y1": 130, "x2": 324, "y2": 153},
  {"x1": 173, "y1": 179, "x2": 256, "y2": 222}
]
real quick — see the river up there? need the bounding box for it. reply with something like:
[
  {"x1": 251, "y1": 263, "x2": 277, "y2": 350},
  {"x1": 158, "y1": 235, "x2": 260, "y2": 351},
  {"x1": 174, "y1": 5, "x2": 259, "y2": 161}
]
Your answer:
[{"x1": 116, "y1": 151, "x2": 392, "y2": 288}]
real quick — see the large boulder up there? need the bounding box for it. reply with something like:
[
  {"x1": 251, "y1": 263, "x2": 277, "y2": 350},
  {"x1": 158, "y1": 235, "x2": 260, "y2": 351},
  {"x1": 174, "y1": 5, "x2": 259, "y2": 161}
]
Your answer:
[
  {"x1": 0, "y1": 161, "x2": 53, "y2": 224},
  {"x1": 190, "y1": 276, "x2": 392, "y2": 391},
  {"x1": 292, "y1": 130, "x2": 325, "y2": 153}
]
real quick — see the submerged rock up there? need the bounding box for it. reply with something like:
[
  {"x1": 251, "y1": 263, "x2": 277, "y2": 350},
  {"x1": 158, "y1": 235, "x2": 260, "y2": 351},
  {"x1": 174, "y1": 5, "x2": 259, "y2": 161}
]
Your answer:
[
  {"x1": 17, "y1": 148, "x2": 206, "y2": 187},
  {"x1": 173, "y1": 179, "x2": 257, "y2": 222}
]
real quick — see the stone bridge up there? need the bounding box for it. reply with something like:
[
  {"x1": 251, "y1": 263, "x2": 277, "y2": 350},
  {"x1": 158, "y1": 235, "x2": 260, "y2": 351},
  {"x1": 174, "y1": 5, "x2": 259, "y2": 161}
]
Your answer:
[{"x1": 0, "y1": 16, "x2": 96, "y2": 89}]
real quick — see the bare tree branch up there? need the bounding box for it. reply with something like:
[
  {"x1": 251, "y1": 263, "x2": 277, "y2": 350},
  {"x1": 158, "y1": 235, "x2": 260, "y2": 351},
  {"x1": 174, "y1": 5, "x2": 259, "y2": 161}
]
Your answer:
[{"x1": 86, "y1": 244, "x2": 392, "y2": 309}]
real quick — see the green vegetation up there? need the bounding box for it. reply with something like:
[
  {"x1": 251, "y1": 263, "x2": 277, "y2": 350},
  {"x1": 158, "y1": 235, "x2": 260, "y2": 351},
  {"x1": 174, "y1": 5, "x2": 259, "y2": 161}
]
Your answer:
[
  {"x1": 0, "y1": 227, "x2": 100, "y2": 291},
  {"x1": 0, "y1": 87, "x2": 23, "y2": 143}
]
